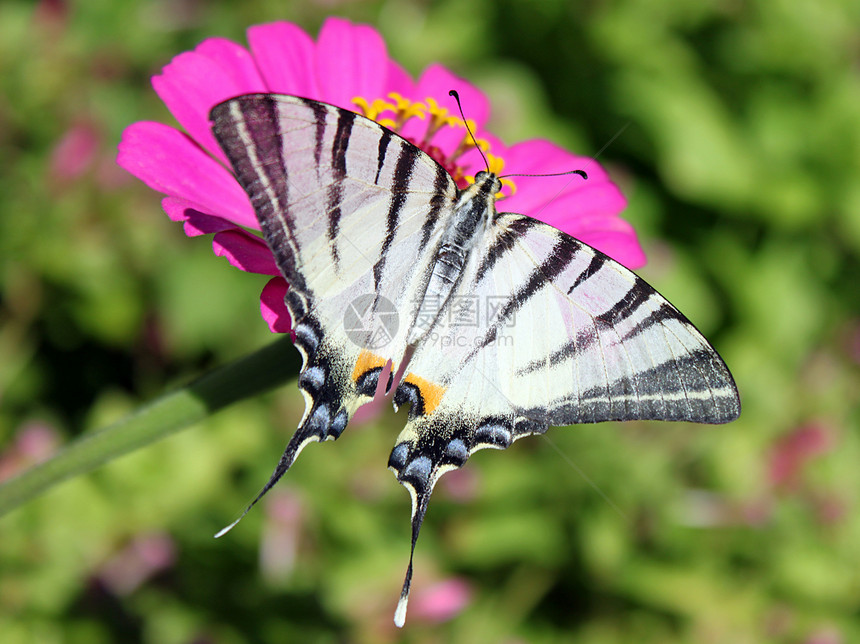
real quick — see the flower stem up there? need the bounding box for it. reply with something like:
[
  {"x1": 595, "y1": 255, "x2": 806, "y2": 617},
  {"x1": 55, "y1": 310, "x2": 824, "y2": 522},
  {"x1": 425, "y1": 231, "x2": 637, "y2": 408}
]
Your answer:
[{"x1": 0, "y1": 337, "x2": 299, "y2": 517}]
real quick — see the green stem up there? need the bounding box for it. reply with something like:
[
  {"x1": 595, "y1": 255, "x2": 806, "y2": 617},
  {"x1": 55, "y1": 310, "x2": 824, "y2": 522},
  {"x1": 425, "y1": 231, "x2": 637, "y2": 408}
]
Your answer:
[{"x1": 0, "y1": 337, "x2": 300, "y2": 517}]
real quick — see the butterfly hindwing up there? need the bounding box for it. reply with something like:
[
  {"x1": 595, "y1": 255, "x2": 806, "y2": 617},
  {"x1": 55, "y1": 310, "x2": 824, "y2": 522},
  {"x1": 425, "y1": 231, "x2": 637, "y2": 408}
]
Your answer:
[
  {"x1": 398, "y1": 212, "x2": 739, "y2": 441},
  {"x1": 387, "y1": 214, "x2": 739, "y2": 618}
]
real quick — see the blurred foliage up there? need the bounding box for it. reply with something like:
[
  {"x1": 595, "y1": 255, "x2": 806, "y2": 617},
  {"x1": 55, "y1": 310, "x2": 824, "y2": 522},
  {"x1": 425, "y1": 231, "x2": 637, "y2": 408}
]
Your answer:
[{"x1": 1, "y1": 0, "x2": 859, "y2": 642}]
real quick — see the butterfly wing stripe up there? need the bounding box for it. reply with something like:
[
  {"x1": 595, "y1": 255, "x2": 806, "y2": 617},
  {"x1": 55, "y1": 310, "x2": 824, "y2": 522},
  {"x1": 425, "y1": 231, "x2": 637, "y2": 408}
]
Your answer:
[
  {"x1": 373, "y1": 145, "x2": 419, "y2": 292},
  {"x1": 567, "y1": 253, "x2": 606, "y2": 294},
  {"x1": 621, "y1": 302, "x2": 682, "y2": 341},
  {"x1": 418, "y1": 165, "x2": 455, "y2": 254},
  {"x1": 595, "y1": 278, "x2": 654, "y2": 326},
  {"x1": 515, "y1": 326, "x2": 598, "y2": 376},
  {"x1": 326, "y1": 110, "x2": 356, "y2": 268},
  {"x1": 374, "y1": 128, "x2": 393, "y2": 185},
  {"x1": 468, "y1": 235, "x2": 580, "y2": 357},
  {"x1": 298, "y1": 97, "x2": 328, "y2": 169},
  {"x1": 214, "y1": 98, "x2": 308, "y2": 293},
  {"x1": 474, "y1": 217, "x2": 539, "y2": 283}
]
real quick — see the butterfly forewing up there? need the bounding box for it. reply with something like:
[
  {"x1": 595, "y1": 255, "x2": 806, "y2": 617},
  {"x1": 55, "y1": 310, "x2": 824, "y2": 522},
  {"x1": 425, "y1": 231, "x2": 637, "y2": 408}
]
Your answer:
[
  {"x1": 208, "y1": 94, "x2": 459, "y2": 545},
  {"x1": 211, "y1": 94, "x2": 457, "y2": 369},
  {"x1": 401, "y1": 214, "x2": 739, "y2": 432}
]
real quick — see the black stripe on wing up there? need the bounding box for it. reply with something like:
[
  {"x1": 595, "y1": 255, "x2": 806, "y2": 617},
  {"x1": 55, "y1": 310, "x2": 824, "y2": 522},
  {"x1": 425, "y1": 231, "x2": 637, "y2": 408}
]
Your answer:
[
  {"x1": 373, "y1": 145, "x2": 420, "y2": 291},
  {"x1": 539, "y1": 349, "x2": 739, "y2": 424},
  {"x1": 516, "y1": 326, "x2": 599, "y2": 377},
  {"x1": 594, "y1": 276, "x2": 653, "y2": 326},
  {"x1": 211, "y1": 95, "x2": 308, "y2": 293},
  {"x1": 374, "y1": 128, "x2": 393, "y2": 185},
  {"x1": 474, "y1": 217, "x2": 539, "y2": 284},
  {"x1": 418, "y1": 164, "x2": 454, "y2": 254},
  {"x1": 469, "y1": 234, "x2": 581, "y2": 356},
  {"x1": 620, "y1": 302, "x2": 684, "y2": 341},
  {"x1": 304, "y1": 98, "x2": 328, "y2": 169},
  {"x1": 327, "y1": 110, "x2": 356, "y2": 270},
  {"x1": 567, "y1": 254, "x2": 606, "y2": 294}
]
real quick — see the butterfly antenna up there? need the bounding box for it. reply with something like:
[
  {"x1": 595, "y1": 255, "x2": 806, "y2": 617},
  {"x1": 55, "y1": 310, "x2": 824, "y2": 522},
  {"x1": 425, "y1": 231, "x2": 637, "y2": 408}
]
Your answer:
[
  {"x1": 500, "y1": 169, "x2": 588, "y2": 181},
  {"x1": 449, "y1": 89, "x2": 490, "y2": 173}
]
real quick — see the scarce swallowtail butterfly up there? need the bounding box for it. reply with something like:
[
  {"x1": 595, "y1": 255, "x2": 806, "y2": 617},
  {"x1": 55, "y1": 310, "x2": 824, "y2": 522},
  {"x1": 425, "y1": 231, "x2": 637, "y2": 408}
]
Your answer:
[{"x1": 209, "y1": 93, "x2": 740, "y2": 627}]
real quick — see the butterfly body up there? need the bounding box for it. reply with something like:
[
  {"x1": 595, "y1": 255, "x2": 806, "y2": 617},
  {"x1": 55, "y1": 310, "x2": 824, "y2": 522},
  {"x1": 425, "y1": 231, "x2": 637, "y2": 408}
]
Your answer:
[
  {"x1": 410, "y1": 171, "x2": 499, "y2": 344},
  {"x1": 209, "y1": 94, "x2": 740, "y2": 626}
]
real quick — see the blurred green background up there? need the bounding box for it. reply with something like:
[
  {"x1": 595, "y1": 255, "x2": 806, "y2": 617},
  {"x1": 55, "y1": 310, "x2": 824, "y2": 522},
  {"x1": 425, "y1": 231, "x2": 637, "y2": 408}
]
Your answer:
[{"x1": 2, "y1": 0, "x2": 859, "y2": 642}]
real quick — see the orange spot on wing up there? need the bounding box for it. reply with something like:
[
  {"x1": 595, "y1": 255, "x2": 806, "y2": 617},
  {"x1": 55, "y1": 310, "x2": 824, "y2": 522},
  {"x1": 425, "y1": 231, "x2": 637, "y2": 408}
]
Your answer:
[
  {"x1": 404, "y1": 373, "x2": 447, "y2": 415},
  {"x1": 351, "y1": 349, "x2": 388, "y2": 382}
]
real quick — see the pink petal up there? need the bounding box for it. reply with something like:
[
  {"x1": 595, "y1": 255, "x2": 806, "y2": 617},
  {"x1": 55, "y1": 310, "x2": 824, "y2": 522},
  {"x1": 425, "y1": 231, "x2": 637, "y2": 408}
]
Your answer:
[
  {"x1": 528, "y1": 182, "x2": 628, "y2": 224},
  {"x1": 117, "y1": 121, "x2": 257, "y2": 228},
  {"x1": 315, "y1": 17, "x2": 389, "y2": 111},
  {"x1": 769, "y1": 424, "x2": 834, "y2": 489},
  {"x1": 569, "y1": 215, "x2": 647, "y2": 269},
  {"x1": 212, "y1": 229, "x2": 279, "y2": 275},
  {"x1": 260, "y1": 278, "x2": 292, "y2": 333},
  {"x1": 247, "y1": 22, "x2": 320, "y2": 97},
  {"x1": 410, "y1": 64, "x2": 490, "y2": 157},
  {"x1": 161, "y1": 197, "x2": 242, "y2": 237},
  {"x1": 50, "y1": 123, "x2": 99, "y2": 180},
  {"x1": 488, "y1": 138, "x2": 643, "y2": 267},
  {"x1": 415, "y1": 64, "x2": 489, "y2": 126},
  {"x1": 502, "y1": 143, "x2": 609, "y2": 216},
  {"x1": 153, "y1": 38, "x2": 266, "y2": 162},
  {"x1": 196, "y1": 38, "x2": 268, "y2": 93},
  {"x1": 504, "y1": 139, "x2": 612, "y2": 183},
  {"x1": 518, "y1": 181, "x2": 643, "y2": 269},
  {"x1": 411, "y1": 578, "x2": 472, "y2": 622},
  {"x1": 385, "y1": 60, "x2": 416, "y2": 97}
]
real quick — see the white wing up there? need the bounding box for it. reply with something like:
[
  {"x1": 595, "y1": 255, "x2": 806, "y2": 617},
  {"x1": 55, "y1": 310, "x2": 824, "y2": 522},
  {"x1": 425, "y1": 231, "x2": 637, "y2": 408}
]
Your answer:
[
  {"x1": 385, "y1": 213, "x2": 739, "y2": 623},
  {"x1": 392, "y1": 213, "x2": 739, "y2": 462},
  {"x1": 210, "y1": 94, "x2": 457, "y2": 528}
]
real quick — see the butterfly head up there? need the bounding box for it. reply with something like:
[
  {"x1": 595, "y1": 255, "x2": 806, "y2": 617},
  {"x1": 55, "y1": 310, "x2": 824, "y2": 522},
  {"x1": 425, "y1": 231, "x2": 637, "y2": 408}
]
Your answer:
[{"x1": 472, "y1": 170, "x2": 502, "y2": 199}]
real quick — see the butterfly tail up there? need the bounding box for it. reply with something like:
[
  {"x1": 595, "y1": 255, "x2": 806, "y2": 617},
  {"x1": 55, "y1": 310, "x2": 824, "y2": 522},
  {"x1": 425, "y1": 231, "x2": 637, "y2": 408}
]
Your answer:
[
  {"x1": 214, "y1": 410, "x2": 337, "y2": 538},
  {"x1": 390, "y1": 446, "x2": 439, "y2": 628},
  {"x1": 393, "y1": 482, "x2": 432, "y2": 628}
]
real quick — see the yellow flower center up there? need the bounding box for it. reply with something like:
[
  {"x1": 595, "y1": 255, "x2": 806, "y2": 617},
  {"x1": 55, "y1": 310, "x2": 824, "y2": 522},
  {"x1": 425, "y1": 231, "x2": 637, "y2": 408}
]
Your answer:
[{"x1": 352, "y1": 93, "x2": 516, "y2": 198}]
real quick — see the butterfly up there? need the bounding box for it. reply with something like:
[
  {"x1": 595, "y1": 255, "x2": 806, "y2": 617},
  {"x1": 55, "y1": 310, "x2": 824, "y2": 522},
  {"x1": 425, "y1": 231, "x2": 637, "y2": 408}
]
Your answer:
[{"x1": 208, "y1": 93, "x2": 740, "y2": 626}]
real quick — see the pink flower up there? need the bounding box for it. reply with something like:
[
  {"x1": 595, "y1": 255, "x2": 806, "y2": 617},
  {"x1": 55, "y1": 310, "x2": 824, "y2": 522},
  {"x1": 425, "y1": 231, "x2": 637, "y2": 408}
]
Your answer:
[
  {"x1": 259, "y1": 489, "x2": 304, "y2": 581},
  {"x1": 117, "y1": 18, "x2": 642, "y2": 333},
  {"x1": 50, "y1": 122, "x2": 100, "y2": 181},
  {"x1": 97, "y1": 532, "x2": 177, "y2": 595},
  {"x1": 768, "y1": 423, "x2": 834, "y2": 491},
  {"x1": 409, "y1": 578, "x2": 473, "y2": 623},
  {"x1": 0, "y1": 421, "x2": 61, "y2": 482}
]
